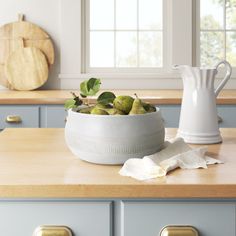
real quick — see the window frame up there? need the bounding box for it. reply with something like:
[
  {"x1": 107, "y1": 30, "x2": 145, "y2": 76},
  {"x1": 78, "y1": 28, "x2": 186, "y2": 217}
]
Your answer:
[
  {"x1": 59, "y1": 0, "x2": 236, "y2": 89},
  {"x1": 195, "y1": 0, "x2": 236, "y2": 77},
  {"x1": 60, "y1": 0, "x2": 193, "y2": 79},
  {"x1": 84, "y1": 0, "x2": 165, "y2": 72}
]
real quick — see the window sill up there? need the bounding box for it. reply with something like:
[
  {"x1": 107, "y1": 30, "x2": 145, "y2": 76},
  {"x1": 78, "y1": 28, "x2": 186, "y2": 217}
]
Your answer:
[
  {"x1": 59, "y1": 72, "x2": 180, "y2": 80},
  {"x1": 59, "y1": 73, "x2": 236, "y2": 90}
]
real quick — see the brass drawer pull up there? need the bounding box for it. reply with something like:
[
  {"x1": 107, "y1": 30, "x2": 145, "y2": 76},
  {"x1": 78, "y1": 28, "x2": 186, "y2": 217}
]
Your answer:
[
  {"x1": 160, "y1": 226, "x2": 198, "y2": 236},
  {"x1": 5, "y1": 115, "x2": 22, "y2": 124},
  {"x1": 218, "y1": 115, "x2": 223, "y2": 123},
  {"x1": 33, "y1": 226, "x2": 73, "y2": 236}
]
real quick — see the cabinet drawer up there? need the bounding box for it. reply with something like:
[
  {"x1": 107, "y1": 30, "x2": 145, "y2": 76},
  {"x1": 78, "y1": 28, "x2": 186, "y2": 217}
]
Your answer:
[
  {"x1": 44, "y1": 106, "x2": 67, "y2": 128},
  {"x1": 121, "y1": 201, "x2": 235, "y2": 236},
  {"x1": 217, "y1": 105, "x2": 236, "y2": 127},
  {"x1": 0, "y1": 106, "x2": 39, "y2": 129},
  {"x1": 158, "y1": 105, "x2": 236, "y2": 128},
  {"x1": 0, "y1": 201, "x2": 112, "y2": 236},
  {"x1": 158, "y1": 105, "x2": 180, "y2": 128}
]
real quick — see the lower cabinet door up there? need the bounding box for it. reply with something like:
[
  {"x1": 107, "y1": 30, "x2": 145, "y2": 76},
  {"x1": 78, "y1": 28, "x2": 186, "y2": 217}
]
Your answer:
[
  {"x1": 0, "y1": 201, "x2": 112, "y2": 236},
  {"x1": 121, "y1": 201, "x2": 235, "y2": 236},
  {"x1": 157, "y1": 105, "x2": 180, "y2": 128},
  {"x1": 0, "y1": 106, "x2": 39, "y2": 129},
  {"x1": 217, "y1": 105, "x2": 236, "y2": 127},
  {"x1": 43, "y1": 105, "x2": 67, "y2": 128},
  {"x1": 158, "y1": 105, "x2": 236, "y2": 128}
]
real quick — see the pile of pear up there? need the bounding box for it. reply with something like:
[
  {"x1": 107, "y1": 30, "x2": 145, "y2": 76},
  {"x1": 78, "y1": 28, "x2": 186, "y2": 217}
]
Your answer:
[{"x1": 77, "y1": 95, "x2": 156, "y2": 115}]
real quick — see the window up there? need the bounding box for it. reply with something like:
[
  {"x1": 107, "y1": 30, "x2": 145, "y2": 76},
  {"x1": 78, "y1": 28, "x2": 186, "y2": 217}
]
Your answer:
[
  {"x1": 85, "y1": 0, "x2": 164, "y2": 72},
  {"x1": 60, "y1": 0, "x2": 236, "y2": 89},
  {"x1": 199, "y1": 0, "x2": 236, "y2": 67}
]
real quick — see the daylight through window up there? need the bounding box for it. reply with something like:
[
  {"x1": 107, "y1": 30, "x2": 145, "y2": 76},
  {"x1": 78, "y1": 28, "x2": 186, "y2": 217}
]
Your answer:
[
  {"x1": 200, "y1": 0, "x2": 236, "y2": 67},
  {"x1": 89, "y1": 0, "x2": 163, "y2": 68}
]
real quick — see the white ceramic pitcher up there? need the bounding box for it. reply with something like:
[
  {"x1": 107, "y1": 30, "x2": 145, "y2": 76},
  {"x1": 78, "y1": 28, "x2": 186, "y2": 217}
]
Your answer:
[{"x1": 175, "y1": 60, "x2": 232, "y2": 144}]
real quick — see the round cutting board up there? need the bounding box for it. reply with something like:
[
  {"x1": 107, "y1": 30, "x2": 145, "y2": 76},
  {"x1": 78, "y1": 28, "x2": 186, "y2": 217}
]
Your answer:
[
  {"x1": 5, "y1": 47, "x2": 49, "y2": 91},
  {"x1": 0, "y1": 64, "x2": 11, "y2": 88},
  {"x1": 0, "y1": 14, "x2": 54, "y2": 89},
  {"x1": 0, "y1": 38, "x2": 23, "y2": 89}
]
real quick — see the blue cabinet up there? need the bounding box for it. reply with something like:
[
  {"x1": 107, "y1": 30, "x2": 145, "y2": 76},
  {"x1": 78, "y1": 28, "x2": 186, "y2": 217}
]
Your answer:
[
  {"x1": 158, "y1": 105, "x2": 180, "y2": 127},
  {"x1": 0, "y1": 199, "x2": 235, "y2": 236},
  {"x1": 40, "y1": 105, "x2": 67, "y2": 128},
  {"x1": 158, "y1": 105, "x2": 236, "y2": 128},
  {"x1": 217, "y1": 105, "x2": 236, "y2": 127},
  {"x1": 0, "y1": 105, "x2": 67, "y2": 129},
  {"x1": 0, "y1": 104, "x2": 235, "y2": 128},
  {"x1": 0, "y1": 201, "x2": 112, "y2": 236},
  {"x1": 121, "y1": 201, "x2": 235, "y2": 236},
  {"x1": 0, "y1": 105, "x2": 40, "y2": 129}
]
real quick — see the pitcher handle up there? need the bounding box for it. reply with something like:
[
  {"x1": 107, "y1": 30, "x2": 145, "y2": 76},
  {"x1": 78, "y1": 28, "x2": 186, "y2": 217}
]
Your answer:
[{"x1": 214, "y1": 60, "x2": 232, "y2": 97}]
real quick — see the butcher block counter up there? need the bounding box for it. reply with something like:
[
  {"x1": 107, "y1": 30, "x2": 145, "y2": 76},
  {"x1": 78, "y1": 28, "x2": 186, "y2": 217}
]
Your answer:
[
  {"x1": 0, "y1": 128, "x2": 235, "y2": 198},
  {"x1": 0, "y1": 128, "x2": 236, "y2": 236}
]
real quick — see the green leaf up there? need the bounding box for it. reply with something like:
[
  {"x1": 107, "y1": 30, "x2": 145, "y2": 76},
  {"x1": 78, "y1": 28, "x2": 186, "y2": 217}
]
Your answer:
[
  {"x1": 80, "y1": 81, "x2": 89, "y2": 97},
  {"x1": 97, "y1": 92, "x2": 116, "y2": 105},
  {"x1": 87, "y1": 78, "x2": 101, "y2": 96},
  {"x1": 87, "y1": 78, "x2": 100, "y2": 90},
  {"x1": 64, "y1": 99, "x2": 77, "y2": 109},
  {"x1": 80, "y1": 78, "x2": 101, "y2": 97},
  {"x1": 80, "y1": 93, "x2": 87, "y2": 98}
]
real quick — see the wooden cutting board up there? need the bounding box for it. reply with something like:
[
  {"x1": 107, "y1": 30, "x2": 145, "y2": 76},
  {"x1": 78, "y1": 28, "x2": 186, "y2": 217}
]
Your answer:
[
  {"x1": 0, "y1": 38, "x2": 23, "y2": 89},
  {"x1": 5, "y1": 45, "x2": 49, "y2": 91},
  {"x1": 0, "y1": 14, "x2": 54, "y2": 89}
]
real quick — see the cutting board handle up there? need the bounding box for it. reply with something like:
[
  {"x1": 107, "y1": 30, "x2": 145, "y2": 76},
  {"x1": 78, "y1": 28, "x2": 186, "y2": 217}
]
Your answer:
[{"x1": 18, "y1": 14, "x2": 24, "y2": 22}]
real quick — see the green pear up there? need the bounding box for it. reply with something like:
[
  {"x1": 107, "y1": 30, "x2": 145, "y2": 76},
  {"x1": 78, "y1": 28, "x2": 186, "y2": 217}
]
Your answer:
[
  {"x1": 129, "y1": 95, "x2": 147, "y2": 115},
  {"x1": 106, "y1": 108, "x2": 125, "y2": 115},
  {"x1": 91, "y1": 107, "x2": 109, "y2": 115},
  {"x1": 78, "y1": 106, "x2": 94, "y2": 114},
  {"x1": 113, "y1": 96, "x2": 134, "y2": 114},
  {"x1": 95, "y1": 103, "x2": 112, "y2": 109},
  {"x1": 143, "y1": 103, "x2": 156, "y2": 113}
]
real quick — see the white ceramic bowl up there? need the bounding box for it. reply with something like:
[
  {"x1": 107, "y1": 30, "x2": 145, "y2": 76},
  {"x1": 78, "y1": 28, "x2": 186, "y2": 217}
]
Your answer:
[{"x1": 65, "y1": 108, "x2": 165, "y2": 165}]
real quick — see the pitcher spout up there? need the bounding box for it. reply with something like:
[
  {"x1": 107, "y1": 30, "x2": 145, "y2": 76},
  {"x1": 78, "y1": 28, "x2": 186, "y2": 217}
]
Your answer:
[
  {"x1": 173, "y1": 64, "x2": 191, "y2": 74},
  {"x1": 173, "y1": 64, "x2": 194, "y2": 82}
]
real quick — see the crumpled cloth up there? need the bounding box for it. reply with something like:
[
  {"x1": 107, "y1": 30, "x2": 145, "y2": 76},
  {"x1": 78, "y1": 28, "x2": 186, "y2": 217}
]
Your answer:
[{"x1": 119, "y1": 138, "x2": 223, "y2": 180}]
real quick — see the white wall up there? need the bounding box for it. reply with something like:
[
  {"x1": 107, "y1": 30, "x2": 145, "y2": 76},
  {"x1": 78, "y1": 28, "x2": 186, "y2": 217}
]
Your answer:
[
  {"x1": 1, "y1": 0, "x2": 236, "y2": 90},
  {"x1": 0, "y1": 0, "x2": 61, "y2": 89}
]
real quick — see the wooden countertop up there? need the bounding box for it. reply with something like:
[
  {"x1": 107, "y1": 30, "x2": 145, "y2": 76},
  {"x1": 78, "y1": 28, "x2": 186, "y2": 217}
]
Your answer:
[
  {"x1": 0, "y1": 128, "x2": 235, "y2": 198},
  {"x1": 0, "y1": 89, "x2": 236, "y2": 105}
]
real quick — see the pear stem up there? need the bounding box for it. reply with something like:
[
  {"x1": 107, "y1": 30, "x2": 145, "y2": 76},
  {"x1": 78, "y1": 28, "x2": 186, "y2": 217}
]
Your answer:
[{"x1": 71, "y1": 92, "x2": 77, "y2": 98}]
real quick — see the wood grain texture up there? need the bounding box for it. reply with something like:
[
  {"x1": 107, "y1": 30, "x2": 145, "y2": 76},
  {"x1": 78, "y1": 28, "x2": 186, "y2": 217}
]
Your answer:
[
  {"x1": 0, "y1": 38, "x2": 23, "y2": 89},
  {"x1": 0, "y1": 128, "x2": 235, "y2": 198},
  {"x1": 0, "y1": 15, "x2": 54, "y2": 88},
  {"x1": 0, "y1": 89, "x2": 236, "y2": 105},
  {"x1": 0, "y1": 64, "x2": 9, "y2": 88},
  {"x1": 5, "y1": 47, "x2": 49, "y2": 90},
  {"x1": 0, "y1": 17, "x2": 54, "y2": 64}
]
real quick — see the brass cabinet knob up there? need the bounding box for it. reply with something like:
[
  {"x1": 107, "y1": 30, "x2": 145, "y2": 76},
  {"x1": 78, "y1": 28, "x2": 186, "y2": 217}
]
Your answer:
[
  {"x1": 218, "y1": 115, "x2": 223, "y2": 123},
  {"x1": 33, "y1": 226, "x2": 73, "y2": 236},
  {"x1": 160, "y1": 226, "x2": 199, "y2": 236},
  {"x1": 5, "y1": 115, "x2": 22, "y2": 124}
]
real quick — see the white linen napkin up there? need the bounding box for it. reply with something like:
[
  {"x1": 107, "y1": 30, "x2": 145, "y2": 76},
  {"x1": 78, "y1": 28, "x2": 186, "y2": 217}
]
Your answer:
[{"x1": 119, "y1": 138, "x2": 223, "y2": 180}]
